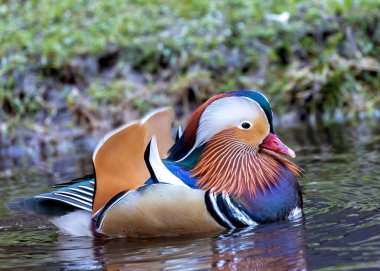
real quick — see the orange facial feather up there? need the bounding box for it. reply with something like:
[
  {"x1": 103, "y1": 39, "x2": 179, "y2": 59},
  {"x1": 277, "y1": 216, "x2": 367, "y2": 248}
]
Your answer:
[{"x1": 191, "y1": 129, "x2": 301, "y2": 197}]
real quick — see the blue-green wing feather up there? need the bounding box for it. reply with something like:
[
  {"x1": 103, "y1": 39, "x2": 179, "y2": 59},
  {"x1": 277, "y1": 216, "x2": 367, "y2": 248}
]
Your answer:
[{"x1": 6, "y1": 179, "x2": 94, "y2": 216}]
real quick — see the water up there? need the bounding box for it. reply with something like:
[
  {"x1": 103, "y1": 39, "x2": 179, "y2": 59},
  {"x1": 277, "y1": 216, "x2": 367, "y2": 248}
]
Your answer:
[{"x1": 0, "y1": 123, "x2": 379, "y2": 270}]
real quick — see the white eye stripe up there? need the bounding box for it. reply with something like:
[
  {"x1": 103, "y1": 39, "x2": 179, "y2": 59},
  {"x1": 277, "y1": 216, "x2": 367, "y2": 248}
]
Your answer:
[
  {"x1": 176, "y1": 96, "x2": 269, "y2": 162},
  {"x1": 197, "y1": 97, "x2": 259, "y2": 145}
]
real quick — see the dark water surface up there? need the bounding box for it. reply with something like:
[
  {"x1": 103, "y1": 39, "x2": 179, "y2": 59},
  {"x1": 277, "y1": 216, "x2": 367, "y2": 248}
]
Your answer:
[{"x1": 1, "y1": 123, "x2": 379, "y2": 270}]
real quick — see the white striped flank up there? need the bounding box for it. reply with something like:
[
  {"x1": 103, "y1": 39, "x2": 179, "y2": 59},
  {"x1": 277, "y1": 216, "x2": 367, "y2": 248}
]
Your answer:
[
  {"x1": 209, "y1": 193, "x2": 235, "y2": 229},
  {"x1": 223, "y1": 193, "x2": 258, "y2": 226},
  {"x1": 205, "y1": 192, "x2": 259, "y2": 229}
]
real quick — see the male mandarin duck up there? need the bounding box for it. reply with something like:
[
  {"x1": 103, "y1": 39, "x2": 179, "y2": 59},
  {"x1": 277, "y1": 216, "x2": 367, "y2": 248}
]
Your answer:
[{"x1": 7, "y1": 90, "x2": 303, "y2": 238}]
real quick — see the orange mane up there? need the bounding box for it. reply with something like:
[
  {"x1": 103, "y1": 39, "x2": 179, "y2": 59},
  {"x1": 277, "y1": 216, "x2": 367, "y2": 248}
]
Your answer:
[{"x1": 191, "y1": 129, "x2": 302, "y2": 197}]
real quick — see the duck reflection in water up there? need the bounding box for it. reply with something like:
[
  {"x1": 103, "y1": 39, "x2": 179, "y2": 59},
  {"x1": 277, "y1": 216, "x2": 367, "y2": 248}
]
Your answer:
[{"x1": 51, "y1": 219, "x2": 306, "y2": 271}]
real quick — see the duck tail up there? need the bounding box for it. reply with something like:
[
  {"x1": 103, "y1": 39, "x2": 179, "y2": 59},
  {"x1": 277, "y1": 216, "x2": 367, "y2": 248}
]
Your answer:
[{"x1": 5, "y1": 179, "x2": 95, "y2": 216}]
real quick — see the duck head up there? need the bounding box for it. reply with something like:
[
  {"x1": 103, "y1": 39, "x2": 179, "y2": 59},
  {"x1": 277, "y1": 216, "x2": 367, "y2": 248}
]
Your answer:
[{"x1": 168, "y1": 90, "x2": 300, "y2": 197}]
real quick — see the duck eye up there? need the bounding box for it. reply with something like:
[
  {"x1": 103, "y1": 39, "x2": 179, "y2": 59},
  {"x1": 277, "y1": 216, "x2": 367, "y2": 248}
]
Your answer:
[{"x1": 240, "y1": 121, "x2": 252, "y2": 130}]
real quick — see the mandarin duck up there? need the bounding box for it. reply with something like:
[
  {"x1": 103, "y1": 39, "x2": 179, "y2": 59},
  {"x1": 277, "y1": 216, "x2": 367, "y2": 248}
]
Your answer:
[{"x1": 7, "y1": 90, "x2": 303, "y2": 238}]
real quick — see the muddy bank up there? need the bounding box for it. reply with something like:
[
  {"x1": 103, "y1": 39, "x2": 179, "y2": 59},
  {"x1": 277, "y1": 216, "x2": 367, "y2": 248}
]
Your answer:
[{"x1": 1, "y1": 1, "x2": 379, "y2": 164}]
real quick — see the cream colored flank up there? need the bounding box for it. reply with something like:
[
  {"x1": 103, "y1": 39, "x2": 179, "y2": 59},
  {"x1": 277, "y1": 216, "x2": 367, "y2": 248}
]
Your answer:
[{"x1": 97, "y1": 184, "x2": 224, "y2": 238}]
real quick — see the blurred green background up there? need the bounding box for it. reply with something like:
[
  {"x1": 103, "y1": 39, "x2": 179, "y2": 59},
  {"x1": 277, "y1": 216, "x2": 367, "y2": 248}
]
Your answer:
[{"x1": 0, "y1": 0, "x2": 379, "y2": 149}]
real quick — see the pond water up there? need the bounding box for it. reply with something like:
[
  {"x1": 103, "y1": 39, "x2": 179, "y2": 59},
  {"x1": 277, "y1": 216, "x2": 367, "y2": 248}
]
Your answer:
[{"x1": 0, "y1": 122, "x2": 379, "y2": 270}]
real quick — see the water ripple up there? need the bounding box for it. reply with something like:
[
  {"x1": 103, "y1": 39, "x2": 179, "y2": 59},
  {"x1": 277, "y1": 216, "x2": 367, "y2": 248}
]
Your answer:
[{"x1": 0, "y1": 125, "x2": 379, "y2": 270}]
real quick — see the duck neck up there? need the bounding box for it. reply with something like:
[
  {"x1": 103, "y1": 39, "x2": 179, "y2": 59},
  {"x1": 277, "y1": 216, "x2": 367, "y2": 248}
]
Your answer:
[{"x1": 171, "y1": 145, "x2": 205, "y2": 171}]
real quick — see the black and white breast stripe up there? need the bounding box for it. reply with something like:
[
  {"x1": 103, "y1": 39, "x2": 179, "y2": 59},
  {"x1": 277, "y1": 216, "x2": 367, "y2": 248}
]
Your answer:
[
  {"x1": 35, "y1": 180, "x2": 94, "y2": 212},
  {"x1": 205, "y1": 191, "x2": 258, "y2": 229}
]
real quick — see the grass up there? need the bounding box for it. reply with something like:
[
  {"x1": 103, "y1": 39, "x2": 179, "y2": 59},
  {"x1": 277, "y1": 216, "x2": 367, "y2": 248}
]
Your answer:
[{"x1": 0, "y1": 0, "x2": 379, "y2": 139}]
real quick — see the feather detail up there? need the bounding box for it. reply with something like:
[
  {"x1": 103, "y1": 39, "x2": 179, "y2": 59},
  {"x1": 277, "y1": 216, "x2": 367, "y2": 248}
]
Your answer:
[
  {"x1": 49, "y1": 210, "x2": 92, "y2": 237},
  {"x1": 92, "y1": 108, "x2": 175, "y2": 216},
  {"x1": 191, "y1": 129, "x2": 302, "y2": 197},
  {"x1": 175, "y1": 126, "x2": 182, "y2": 141},
  {"x1": 145, "y1": 136, "x2": 189, "y2": 187},
  {"x1": 95, "y1": 184, "x2": 223, "y2": 237},
  {"x1": 168, "y1": 93, "x2": 231, "y2": 161}
]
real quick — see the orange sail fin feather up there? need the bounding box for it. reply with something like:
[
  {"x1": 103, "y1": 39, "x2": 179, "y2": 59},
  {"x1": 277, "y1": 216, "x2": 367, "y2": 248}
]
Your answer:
[{"x1": 92, "y1": 108, "x2": 175, "y2": 215}]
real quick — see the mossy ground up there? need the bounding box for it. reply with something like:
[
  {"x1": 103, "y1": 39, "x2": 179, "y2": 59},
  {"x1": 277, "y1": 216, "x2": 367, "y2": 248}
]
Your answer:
[{"x1": 0, "y1": 0, "x2": 379, "y2": 148}]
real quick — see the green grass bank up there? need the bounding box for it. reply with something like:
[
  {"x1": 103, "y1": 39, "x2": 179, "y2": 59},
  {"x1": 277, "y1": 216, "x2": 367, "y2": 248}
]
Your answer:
[{"x1": 1, "y1": 0, "x2": 379, "y2": 143}]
